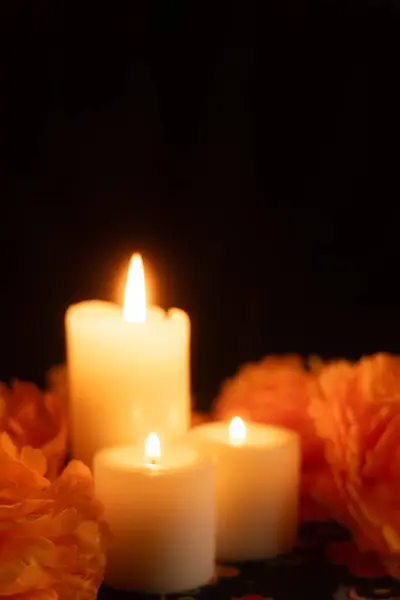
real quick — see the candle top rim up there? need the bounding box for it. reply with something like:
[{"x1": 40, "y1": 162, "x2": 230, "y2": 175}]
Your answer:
[
  {"x1": 66, "y1": 300, "x2": 188, "y2": 322},
  {"x1": 94, "y1": 443, "x2": 205, "y2": 474},
  {"x1": 191, "y1": 421, "x2": 299, "y2": 448}
]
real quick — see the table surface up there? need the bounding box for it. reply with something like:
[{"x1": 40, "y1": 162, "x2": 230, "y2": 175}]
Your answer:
[{"x1": 98, "y1": 522, "x2": 400, "y2": 600}]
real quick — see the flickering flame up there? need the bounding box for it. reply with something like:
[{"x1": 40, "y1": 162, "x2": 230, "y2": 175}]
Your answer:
[
  {"x1": 123, "y1": 253, "x2": 147, "y2": 322},
  {"x1": 145, "y1": 432, "x2": 161, "y2": 465},
  {"x1": 229, "y1": 416, "x2": 246, "y2": 445}
]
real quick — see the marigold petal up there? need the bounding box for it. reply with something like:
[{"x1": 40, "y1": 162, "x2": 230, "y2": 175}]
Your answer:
[
  {"x1": 0, "y1": 561, "x2": 49, "y2": 594},
  {"x1": 11, "y1": 592, "x2": 58, "y2": 600},
  {"x1": 0, "y1": 379, "x2": 68, "y2": 480},
  {"x1": 383, "y1": 525, "x2": 400, "y2": 553},
  {"x1": 20, "y1": 446, "x2": 47, "y2": 477},
  {"x1": 0, "y1": 436, "x2": 108, "y2": 598},
  {"x1": 311, "y1": 353, "x2": 400, "y2": 571},
  {"x1": 0, "y1": 500, "x2": 51, "y2": 522}
]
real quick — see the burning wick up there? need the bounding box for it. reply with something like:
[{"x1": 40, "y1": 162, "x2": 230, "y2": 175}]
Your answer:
[
  {"x1": 145, "y1": 432, "x2": 161, "y2": 467},
  {"x1": 229, "y1": 416, "x2": 247, "y2": 445}
]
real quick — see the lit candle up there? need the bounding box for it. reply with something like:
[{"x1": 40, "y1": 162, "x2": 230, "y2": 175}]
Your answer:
[
  {"x1": 65, "y1": 254, "x2": 190, "y2": 467},
  {"x1": 94, "y1": 433, "x2": 215, "y2": 593},
  {"x1": 187, "y1": 417, "x2": 300, "y2": 562}
]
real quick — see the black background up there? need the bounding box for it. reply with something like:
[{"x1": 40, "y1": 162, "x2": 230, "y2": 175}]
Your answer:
[{"x1": 3, "y1": 0, "x2": 400, "y2": 411}]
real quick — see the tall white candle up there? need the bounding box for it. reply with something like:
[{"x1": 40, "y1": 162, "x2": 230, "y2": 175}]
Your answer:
[
  {"x1": 65, "y1": 254, "x2": 190, "y2": 467},
  {"x1": 94, "y1": 434, "x2": 215, "y2": 593},
  {"x1": 187, "y1": 417, "x2": 300, "y2": 562}
]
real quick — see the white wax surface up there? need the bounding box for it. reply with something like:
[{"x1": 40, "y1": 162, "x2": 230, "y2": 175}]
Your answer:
[
  {"x1": 94, "y1": 444, "x2": 215, "y2": 593},
  {"x1": 65, "y1": 300, "x2": 190, "y2": 466},
  {"x1": 187, "y1": 421, "x2": 300, "y2": 562}
]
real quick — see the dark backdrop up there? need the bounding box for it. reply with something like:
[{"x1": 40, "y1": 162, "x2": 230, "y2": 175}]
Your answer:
[{"x1": 3, "y1": 0, "x2": 400, "y2": 410}]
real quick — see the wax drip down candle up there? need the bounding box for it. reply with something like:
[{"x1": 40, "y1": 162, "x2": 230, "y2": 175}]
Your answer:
[
  {"x1": 65, "y1": 254, "x2": 190, "y2": 467},
  {"x1": 187, "y1": 417, "x2": 300, "y2": 562},
  {"x1": 94, "y1": 433, "x2": 216, "y2": 593}
]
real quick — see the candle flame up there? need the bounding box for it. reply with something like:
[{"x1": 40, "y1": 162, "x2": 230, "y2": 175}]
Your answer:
[
  {"x1": 123, "y1": 254, "x2": 147, "y2": 322},
  {"x1": 145, "y1": 432, "x2": 161, "y2": 465},
  {"x1": 229, "y1": 416, "x2": 246, "y2": 445}
]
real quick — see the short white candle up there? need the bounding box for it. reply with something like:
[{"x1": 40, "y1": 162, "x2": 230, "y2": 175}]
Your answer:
[
  {"x1": 187, "y1": 417, "x2": 300, "y2": 562},
  {"x1": 94, "y1": 433, "x2": 216, "y2": 593},
  {"x1": 65, "y1": 254, "x2": 190, "y2": 467}
]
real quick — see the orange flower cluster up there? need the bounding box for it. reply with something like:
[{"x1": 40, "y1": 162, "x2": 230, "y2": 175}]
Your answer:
[
  {"x1": 310, "y1": 353, "x2": 400, "y2": 577},
  {"x1": 0, "y1": 432, "x2": 109, "y2": 600},
  {"x1": 0, "y1": 380, "x2": 67, "y2": 480},
  {"x1": 213, "y1": 355, "x2": 328, "y2": 521}
]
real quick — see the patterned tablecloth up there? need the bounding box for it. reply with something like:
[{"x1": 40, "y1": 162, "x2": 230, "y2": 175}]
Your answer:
[{"x1": 98, "y1": 522, "x2": 400, "y2": 600}]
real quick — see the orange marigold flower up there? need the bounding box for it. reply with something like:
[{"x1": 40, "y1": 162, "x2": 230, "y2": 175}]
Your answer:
[
  {"x1": 0, "y1": 380, "x2": 67, "y2": 480},
  {"x1": 213, "y1": 355, "x2": 328, "y2": 521},
  {"x1": 0, "y1": 433, "x2": 110, "y2": 600},
  {"x1": 310, "y1": 353, "x2": 400, "y2": 577}
]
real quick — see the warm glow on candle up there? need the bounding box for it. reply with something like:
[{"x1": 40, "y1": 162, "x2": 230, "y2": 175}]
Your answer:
[
  {"x1": 145, "y1": 432, "x2": 161, "y2": 465},
  {"x1": 229, "y1": 416, "x2": 246, "y2": 445},
  {"x1": 123, "y1": 254, "x2": 147, "y2": 323}
]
